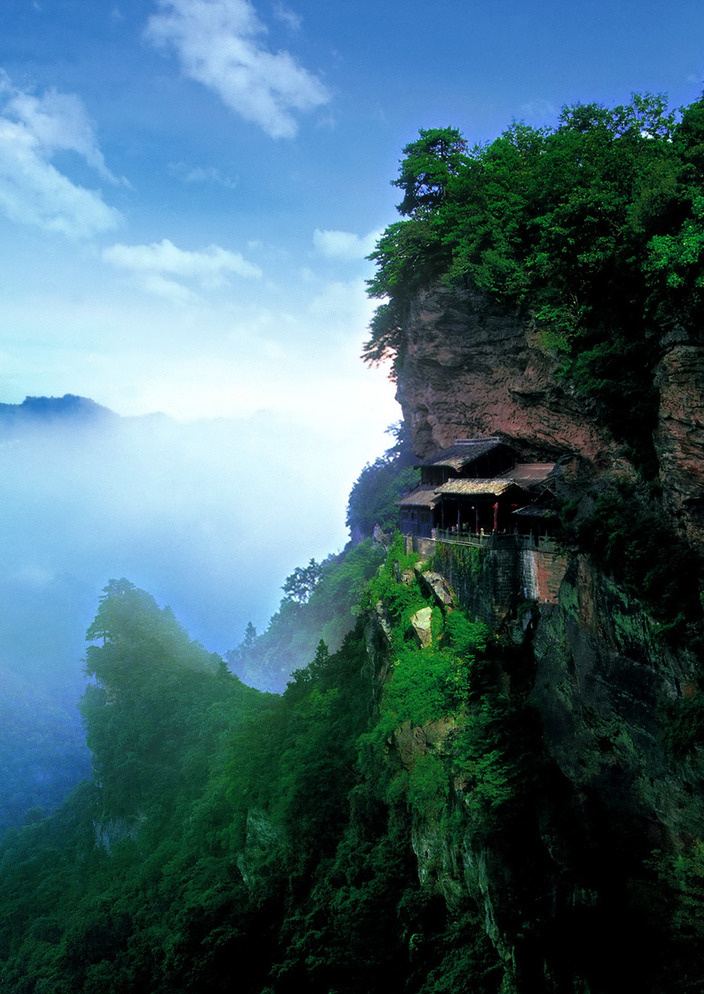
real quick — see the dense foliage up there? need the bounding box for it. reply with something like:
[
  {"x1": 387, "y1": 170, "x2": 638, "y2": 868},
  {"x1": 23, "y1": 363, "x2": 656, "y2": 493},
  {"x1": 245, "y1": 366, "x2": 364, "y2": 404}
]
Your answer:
[
  {"x1": 2, "y1": 535, "x2": 704, "y2": 992},
  {"x1": 0, "y1": 573, "x2": 508, "y2": 994},
  {"x1": 365, "y1": 94, "x2": 704, "y2": 469},
  {"x1": 346, "y1": 420, "x2": 420, "y2": 538},
  {"x1": 226, "y1": 539, "x2": 386, "y2": 692}
]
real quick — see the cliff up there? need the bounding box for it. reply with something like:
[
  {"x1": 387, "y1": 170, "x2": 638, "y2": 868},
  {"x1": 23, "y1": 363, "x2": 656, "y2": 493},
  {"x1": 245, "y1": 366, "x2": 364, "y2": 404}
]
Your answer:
[
  {"x1": 378, "y1": 285, "x2": 704, "y2": 989},
  {"x1": 396, "y1": 286, "x2": 704, "y2": 566},
  {"x1": 396, "y1": 286, "x2": 611, "y2": 466},
  {"x1": 655, "y1": 328, "x2": 704, "y2": 554}
]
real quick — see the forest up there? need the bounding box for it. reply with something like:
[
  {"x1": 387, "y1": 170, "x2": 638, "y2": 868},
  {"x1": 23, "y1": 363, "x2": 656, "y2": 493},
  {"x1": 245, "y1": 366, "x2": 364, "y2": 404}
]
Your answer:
[
  {"x1": 2, "y1": 91, "x2": 704, "y2": 993},
  {"x1": 365, "y1": 93, "x2": 704, "y2": 471}
]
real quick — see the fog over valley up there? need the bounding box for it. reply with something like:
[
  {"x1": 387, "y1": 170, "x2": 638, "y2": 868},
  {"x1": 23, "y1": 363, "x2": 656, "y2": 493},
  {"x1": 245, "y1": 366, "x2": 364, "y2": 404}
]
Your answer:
[
  {"x1": 0, "y1": 393, "x2": 392, "y2": 826},
  {"x1": 0, "y1": 393, "x2": 382, "y2": 652}
]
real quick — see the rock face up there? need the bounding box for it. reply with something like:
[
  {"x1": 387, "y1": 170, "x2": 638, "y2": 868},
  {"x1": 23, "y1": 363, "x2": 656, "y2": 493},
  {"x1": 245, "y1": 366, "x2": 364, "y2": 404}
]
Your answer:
[
  {"x1": 396, "y1": 286, "x2": 616, "y2": 468},
  {"x1": 384, "y1": 285, "x2": 704, "y2": 987},
  {"x1": 396, "y1": 284, "x2": 704, "y2": 560},
  {"x1": 410, "y1": 605, "x2": 433, "y2": 647},
  {"x1": 372, "y1": 552, "x2": 704, "y2": 991},
  {"x1": 655, "y1": 330, "x2": 704, "y2": 556},
  {"x1": 530, "y1": 556, "x2": 704, "y2": 841}
]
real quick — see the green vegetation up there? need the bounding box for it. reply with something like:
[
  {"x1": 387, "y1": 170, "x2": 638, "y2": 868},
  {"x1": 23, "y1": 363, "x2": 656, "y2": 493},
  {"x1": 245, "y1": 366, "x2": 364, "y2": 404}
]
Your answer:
[
  {"x1": 346, "y1": 420, "x2": 420, "y2": 538},
  {"x1": 3, "y1": 96, "x2": 704, "y2": 994},
  {"x1": 0, "y1": 579, "x2": 273, "y2": 994},
  {"x1": 365, "y1": 95, "x2": 704, "y2": 469},
  {"x1": 0, "y1": 571, "x2": 512, "y2": 994},
  {"x1": 226, "y1": 539, "x2": 386, "y2": 691},
  {"x1": 0, "y1": 537, "x2": 700, "y2": 992},
  {"x1": 432, "y1": 541, "x2": 488, "y2": 608},
  {"x1": 662, "y1": 689, "x2": 704, "y2": 756}
]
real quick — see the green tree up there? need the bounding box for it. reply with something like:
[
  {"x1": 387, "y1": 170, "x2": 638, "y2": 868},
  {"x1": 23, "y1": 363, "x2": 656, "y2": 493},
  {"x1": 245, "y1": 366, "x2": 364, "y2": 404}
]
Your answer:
[
  {"x1": 281, "y1": 558, "x2": 323, "y2": 604},
  {"x1": 393, "y1": 127, "x2": 468, "y2": 217},
  {"x1": 81, "y1": 579, "x2": 236, "y2": 817},
  {"x1": 364, "y1": 93, "x2": 694, "y2": 469}
]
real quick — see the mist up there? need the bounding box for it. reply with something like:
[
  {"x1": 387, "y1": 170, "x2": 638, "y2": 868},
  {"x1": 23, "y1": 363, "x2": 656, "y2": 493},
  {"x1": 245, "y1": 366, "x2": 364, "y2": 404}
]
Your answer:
[
  {"x1": 1, "y1": 395, "x2": 385, "y2": 665},
  {"x1": 0, "y1": 393, "x2": 394, "y2": 826}
]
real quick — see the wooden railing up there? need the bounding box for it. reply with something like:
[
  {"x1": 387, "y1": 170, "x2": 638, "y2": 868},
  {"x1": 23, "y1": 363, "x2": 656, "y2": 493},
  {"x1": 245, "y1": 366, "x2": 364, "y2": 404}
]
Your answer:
[{"x1": 430, "y1": 529, "x2": 556, "y2": 551}]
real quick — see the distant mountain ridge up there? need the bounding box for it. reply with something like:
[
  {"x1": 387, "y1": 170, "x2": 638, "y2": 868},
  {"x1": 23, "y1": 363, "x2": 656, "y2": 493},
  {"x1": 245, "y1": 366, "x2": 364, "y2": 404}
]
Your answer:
[{"x1": 0, "y1": 394, "x2": 116, "y2": 425}]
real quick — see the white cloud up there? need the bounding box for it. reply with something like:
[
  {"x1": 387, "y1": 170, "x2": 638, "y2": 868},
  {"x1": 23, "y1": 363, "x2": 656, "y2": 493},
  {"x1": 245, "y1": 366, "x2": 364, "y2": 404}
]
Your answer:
[
  {"x1": 4, "y1": 85, "x2": 120, "y2": 183},
  {"x1": 168, "y1": 161, "x2": 239, "y2": 188},
  {"x1": 102, "y1": 237, "x2": 262, "y2": 298},
  {"x1": 273, "y1": 2, "x2": 301, "y2": 31},
  {"x1": 0, "y1": 75, "x2": 121, "y2": 238},
  {"x1": 140, "y1": 273, "x2": 200, "y2": 304},
  {"x1": 313, "y1": 227, "x2": 381, "y2": 261},
  {"x1": 145, "y1": 0, "x2": 330, "y2": 139}
]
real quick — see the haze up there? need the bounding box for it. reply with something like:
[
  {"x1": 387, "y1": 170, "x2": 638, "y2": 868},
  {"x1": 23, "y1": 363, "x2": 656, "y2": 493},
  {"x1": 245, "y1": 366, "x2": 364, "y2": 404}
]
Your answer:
[{"x1": 0, "y1": 397, "x2": 390, "y2": 682}]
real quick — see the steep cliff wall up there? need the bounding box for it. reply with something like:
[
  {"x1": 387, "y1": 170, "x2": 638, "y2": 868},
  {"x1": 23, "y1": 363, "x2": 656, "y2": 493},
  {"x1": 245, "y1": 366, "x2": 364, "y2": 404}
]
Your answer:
[
  {"x1": 396, "y1": 285, "x2": 704, "y2": 561},
  {"x1": 368, "y1": 541, "x2": 704, "y2": 991},
  {"x1": 395, "y1": 286, "x2": 615, "y2": 467},
  {"x1": 655, "y1": 328, "x2": 704, "y2": 555},
  {"x1": 383, "y1": 285, "x2": 704, "y2": 989}
]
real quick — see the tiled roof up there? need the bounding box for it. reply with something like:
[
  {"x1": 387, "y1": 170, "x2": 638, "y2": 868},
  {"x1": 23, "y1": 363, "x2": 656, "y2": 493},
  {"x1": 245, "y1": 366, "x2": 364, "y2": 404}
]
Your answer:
[
  {"x1": 436, "y1": 478, "x2": 518, "y2": 497},
  {"x1": 396, "y1": 487, "x2": 440, "y2": 507},
  {"x1": 418, "y1": 437, "x2": 503, "y2": 471}
]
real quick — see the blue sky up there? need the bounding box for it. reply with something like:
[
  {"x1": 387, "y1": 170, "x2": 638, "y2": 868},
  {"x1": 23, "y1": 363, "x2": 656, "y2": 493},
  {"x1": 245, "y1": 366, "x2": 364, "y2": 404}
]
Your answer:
[
  {"x1": 1, "y1": 0, "x2": 704, "y2": 644},
  {"x1": 1, "y1": 0, "x2": 703, "y2": 433}
]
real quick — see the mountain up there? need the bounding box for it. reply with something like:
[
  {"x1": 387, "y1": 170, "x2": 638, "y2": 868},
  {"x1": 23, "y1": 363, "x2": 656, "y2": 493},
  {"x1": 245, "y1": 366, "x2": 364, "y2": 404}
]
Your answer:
[
  {"x1": 2, "y1": 96, "x2": 704, "y2": 993},
  {"x1": 0, "y1": 394, "x2": 116, "y2": 425}
]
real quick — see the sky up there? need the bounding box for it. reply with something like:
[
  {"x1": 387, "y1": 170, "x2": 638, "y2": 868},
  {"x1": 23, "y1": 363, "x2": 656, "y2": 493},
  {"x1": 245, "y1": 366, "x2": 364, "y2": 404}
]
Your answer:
[
  {"x1": 1, "y1": 0, "x2": 704, "y2": 663},
  {"x1": 2, "y1": 1, "x2": 703, "y2": 429}
]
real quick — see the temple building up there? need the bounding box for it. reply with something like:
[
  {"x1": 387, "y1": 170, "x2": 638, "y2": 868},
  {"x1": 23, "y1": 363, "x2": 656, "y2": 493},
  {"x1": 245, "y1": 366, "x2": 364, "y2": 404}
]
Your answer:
[{"x1": 397, "y1": 438, "x2": 556, "y2": 540}]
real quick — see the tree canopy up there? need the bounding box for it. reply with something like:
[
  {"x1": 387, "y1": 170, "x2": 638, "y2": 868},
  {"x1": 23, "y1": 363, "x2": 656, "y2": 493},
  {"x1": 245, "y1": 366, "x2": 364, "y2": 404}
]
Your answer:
[{"x1": 364, "y1": 93, "x2": 704, "y2": 469}]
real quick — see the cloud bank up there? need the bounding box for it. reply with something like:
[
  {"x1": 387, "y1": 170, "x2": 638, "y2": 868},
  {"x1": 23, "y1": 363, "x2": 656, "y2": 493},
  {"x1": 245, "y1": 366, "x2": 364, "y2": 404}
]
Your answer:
[
  {"x1": 0, "y1": 74, "x2": 121, "y2": 238},
  {"x1": 102, "y1": 237, "x2": 262, "y2": 300},
  {"x1": 145, "y1": 0, "x2": 330, "y2": 139}
]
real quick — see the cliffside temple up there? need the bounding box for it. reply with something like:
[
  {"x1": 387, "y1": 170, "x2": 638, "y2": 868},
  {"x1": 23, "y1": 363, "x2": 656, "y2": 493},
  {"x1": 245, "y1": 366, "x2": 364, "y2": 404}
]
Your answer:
[{"x1": 397, "y1": 437, "x2": 557, "y2": 541}]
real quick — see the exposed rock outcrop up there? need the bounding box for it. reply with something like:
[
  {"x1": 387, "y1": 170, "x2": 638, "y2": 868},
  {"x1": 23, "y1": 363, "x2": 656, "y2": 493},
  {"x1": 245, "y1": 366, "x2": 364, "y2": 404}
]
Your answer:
[
  {"x1": 416, "y1": 567, "x2": 455, "y2": 609},
  {"x1": 655, "y1": 330, "x2": 704, "y2": 556},
  {"x1": 410, "y1": 606, "x2": 433, "y2": 647},
  {"x1": 396, "y1": 286, "x2": 617, "y2": 468}
]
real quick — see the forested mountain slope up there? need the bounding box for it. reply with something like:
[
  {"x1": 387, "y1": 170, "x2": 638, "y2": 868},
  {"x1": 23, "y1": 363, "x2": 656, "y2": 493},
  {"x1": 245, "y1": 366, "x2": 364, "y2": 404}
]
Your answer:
[{"x1": 2, "y1": 92, "x2": 704, "y2": 993}]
